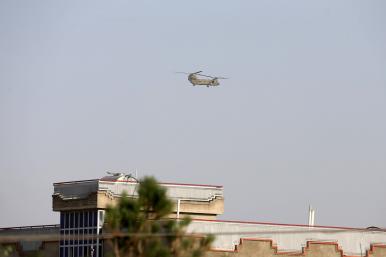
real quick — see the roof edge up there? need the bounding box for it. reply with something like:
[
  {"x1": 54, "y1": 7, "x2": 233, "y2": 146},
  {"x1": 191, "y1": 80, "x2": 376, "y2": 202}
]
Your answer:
[{"x1": 192, "y1": 218, "x2": 382, "y2": 231}]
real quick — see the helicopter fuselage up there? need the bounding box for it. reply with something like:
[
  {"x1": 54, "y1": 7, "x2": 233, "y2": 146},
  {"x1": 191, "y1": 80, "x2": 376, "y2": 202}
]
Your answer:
[{"x1": 188, "y1": 74, "x2": 220, "y2": 87}]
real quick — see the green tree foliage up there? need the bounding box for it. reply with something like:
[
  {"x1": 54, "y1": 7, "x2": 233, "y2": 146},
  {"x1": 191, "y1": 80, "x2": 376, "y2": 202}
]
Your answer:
[
  {"x1": 0, "y1": 245, "x2": 13, "y2": 257},
  {"x1": 105, "y1": 176, "x2": 214, "y2": 257}
]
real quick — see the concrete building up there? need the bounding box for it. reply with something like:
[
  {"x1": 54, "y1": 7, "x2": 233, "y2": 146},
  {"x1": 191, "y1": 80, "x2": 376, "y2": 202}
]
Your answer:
[
  {"x1": 1, "y1": 173, "x2": 386, "y2": 257},
  {"x1": 52, "y1": 174, "x2": 224, "y2": 257}
]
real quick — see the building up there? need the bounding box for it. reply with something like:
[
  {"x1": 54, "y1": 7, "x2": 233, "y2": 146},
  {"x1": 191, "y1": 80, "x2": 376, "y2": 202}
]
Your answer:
[
  {"x1": 1, "y1": 173, "x2": 386, "y2": 257},
  {"x1": 52, "y1": 174, "x2": 224, "y2": 257}
]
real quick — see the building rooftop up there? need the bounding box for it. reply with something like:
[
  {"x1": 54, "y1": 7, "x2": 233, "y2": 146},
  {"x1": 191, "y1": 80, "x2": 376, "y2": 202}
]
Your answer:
[{"x1": 52, "y1": 174, "x2": 224, "y2": 219}]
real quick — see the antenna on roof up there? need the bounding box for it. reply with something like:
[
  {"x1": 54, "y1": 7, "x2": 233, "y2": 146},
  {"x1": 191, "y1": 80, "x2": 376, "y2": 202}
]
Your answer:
[
  {"x1": 308, "y1": 205, "x2": 316, "y2": 226},
  {"x1": 106, "y1": 171, "x2": 138, "y2": 182}
]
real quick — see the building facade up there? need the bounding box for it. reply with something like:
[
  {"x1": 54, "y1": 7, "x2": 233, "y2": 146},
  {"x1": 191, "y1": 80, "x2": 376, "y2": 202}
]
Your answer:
[
  {"x1": 1, "y1": 173, "x2": 386, "y2": 257},
  {"x1": 52, "y1": 174, "x2": 224, "y2": 257}
]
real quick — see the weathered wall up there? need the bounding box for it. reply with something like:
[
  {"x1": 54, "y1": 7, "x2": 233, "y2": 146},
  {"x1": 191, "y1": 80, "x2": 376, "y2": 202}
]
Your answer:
[
  {"x1": 53, "y1": 192, "x2": 224, "y2": 218},
  {"x1": 3, "y1": 241, "x2": 58, "y2": 257},
  {"x1": 205, "y1": 239, "x2": 386, "y2": 257},
  {"x1": 53, "y1": 178, "x2": 224, "y2": 218},
  {"x1": 4, "y1": 239, "x2": 385, "y2": 257},
  {"x1": 0, "y1": 225, "x2": 59, "y2": 257},
  {"x1": 53, "y1": 193, "x2": 99, "y2": 211},
  {"x1": 188, "y1": 220, "x2": 386, "y2": 256}
]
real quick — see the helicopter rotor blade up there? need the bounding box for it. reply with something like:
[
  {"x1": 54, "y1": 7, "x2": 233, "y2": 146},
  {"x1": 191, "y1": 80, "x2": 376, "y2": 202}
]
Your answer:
[
  {"x1": 199, "y1": 74, "x2": 229, "y2": 79},
  {"x1": 197, "y1": 74, "x2": 216, "y2": 78},
  {"x1": 175, "y1": 71, "x2": 229, "y2": 79},
  {"x1": 175, "y1": 71, "x2": 203, "y2": 75}
]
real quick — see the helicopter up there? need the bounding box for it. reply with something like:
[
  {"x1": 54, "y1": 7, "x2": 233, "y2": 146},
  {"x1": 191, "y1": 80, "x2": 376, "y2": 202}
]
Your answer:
[{"x1": 176, "y1": 71, "x2": 228, "y2": 87}]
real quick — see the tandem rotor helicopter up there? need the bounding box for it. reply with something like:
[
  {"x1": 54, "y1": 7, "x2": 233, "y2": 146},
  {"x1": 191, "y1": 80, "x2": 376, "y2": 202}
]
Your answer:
[{"x1": 176, "y1": 71, "x2": 228, "y2": 87}]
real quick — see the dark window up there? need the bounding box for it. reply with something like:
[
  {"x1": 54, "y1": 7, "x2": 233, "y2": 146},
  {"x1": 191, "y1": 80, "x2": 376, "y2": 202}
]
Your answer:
[
  {"x1": 65, "y1": 212, "x2": 70, "y2": 229},
  {"x1": 60, "y1": 247, "x2": 64, "y2": 257},
  {"x1": 82, "y1": 228, "x2": 86, "y2": 245},
  {"x1": 74, "y1": 229, "x2": 78, "y2": 245},
  {"x1": 64, "y1": 230, "x2": 68, "y2": 246},
  {"x1": 88, "y1": 229, "x2": 93, "y2": 245},
  {"x1": 88, "y1": 211, "x2": 93, "y2": 227},
  {"x1": 60, "y1": 213, "x2": 65, "y2": 229},
  {"x1": 70, "y1": 230, "x2": 74, "y2": 245},
  {"x1": 93, "y1": 229, "x2": 97, "y2": 244},
  {"x1": 93, "y1": 211, "x2": 97, "y2": 226},
  {"x1": 75, "y1": 212, "x2": 79, "y2": 227},
  {"x1": 85, "y1": 211, "x2": 89, "y2": 228},
  {"x1": 70, "y1": 213, "x2": 74, "y2": 228},
  {"x1": 79, "y1": 246, "x2": 83, "y2": 257},
  {"x1": 74, "y1": 246, "x2": 78, "y2": 257},
  {"x1": 80, "y1": 212, "x2": 84, "y2": 228},
  {"x1": 64, "y1": 247, "x2": 68, "y2": 257},
  {"x1": 78, "y1": 229, "x2": 82, "y2": 245}
]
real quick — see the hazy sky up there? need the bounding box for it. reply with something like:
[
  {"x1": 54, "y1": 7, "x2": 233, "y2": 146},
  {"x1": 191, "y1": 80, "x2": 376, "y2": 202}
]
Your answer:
[{"x1": 1, "y1": 0, "x2": 385, "y2": 228}]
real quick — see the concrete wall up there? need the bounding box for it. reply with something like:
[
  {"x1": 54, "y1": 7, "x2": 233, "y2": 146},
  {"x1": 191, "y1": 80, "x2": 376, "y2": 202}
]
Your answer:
[
  {"x1": 0, "y1": 225, "x2": 59, "y2": 257},
  {"x1": 0, "y1": 226, "x2": 386, "y2": 257},
  {"x1": 206, "y1": 239, "x2": 386, "y2": 257},
  {"x1": 3, "y1": 237, "x2": 386, "y2": 257},
  {"x1": 5, "y1": 241, "x2": 58, "y2": 257},
  {"x1": 189, "y1": 220, "x2": 386, "y2": 256}
]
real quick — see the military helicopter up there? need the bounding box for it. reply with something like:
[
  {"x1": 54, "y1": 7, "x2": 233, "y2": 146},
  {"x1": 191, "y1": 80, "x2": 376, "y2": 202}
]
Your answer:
[{"x1": 176, "y1": 71, "x2": 228, "y2": 87}]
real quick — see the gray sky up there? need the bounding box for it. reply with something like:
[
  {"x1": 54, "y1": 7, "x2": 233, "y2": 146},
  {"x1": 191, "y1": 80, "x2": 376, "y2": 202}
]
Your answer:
[{"x1": 1, "y1": 0, "x2": 385, "y2": 228}]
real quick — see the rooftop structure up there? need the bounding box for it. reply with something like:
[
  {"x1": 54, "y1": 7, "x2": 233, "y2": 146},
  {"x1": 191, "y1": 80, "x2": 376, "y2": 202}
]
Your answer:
[{"x1": 53, "y1": 173, "x2": 224, "y2": 219}]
